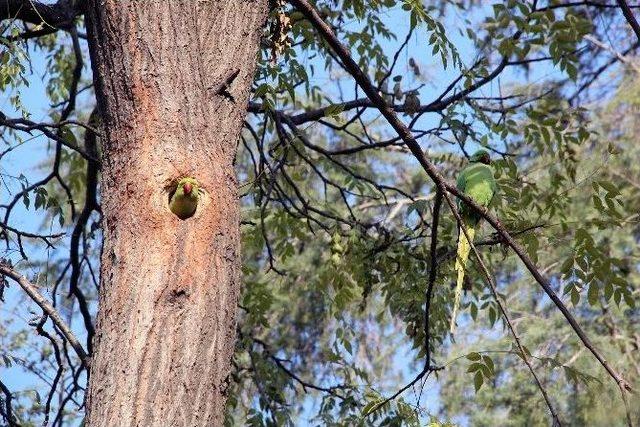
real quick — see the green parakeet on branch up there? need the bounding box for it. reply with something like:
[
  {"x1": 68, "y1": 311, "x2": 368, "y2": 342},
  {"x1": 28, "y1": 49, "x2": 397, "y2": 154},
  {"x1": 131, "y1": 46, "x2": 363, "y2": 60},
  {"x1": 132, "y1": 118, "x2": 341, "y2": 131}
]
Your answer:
[
  {"x1": 450, "y1": 150, "x2": 496, "y2": 333},
  {"x1": 169, "y1": 177, "x2": 201, "y2": 219}
]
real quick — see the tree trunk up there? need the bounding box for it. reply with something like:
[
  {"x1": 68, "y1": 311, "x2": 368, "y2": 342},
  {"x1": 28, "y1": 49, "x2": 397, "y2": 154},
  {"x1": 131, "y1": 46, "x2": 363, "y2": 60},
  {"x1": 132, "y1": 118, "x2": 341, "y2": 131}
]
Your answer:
[{"x1": 84, "y1": 2, "x2": 268, "y2": 425}]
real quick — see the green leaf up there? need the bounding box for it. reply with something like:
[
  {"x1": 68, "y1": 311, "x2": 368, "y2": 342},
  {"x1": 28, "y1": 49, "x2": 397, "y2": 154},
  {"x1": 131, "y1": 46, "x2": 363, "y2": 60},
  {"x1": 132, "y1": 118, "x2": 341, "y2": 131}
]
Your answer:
[
  {"x1": 604, "y1": 282, "x2": 614, "y2": 301},
  {"x1": 469, "y1": 301, "x2": 478, "y2": 321},
  {"x1": 587, "y1": 282, "x2": 599, "y2": 306},
  {"x1": 324, "y1": 103, "x2": 344, "y2": 117},
  {"x1": 482, "y1": 355, "x2": 495, "y2": 374},
  {"x1": 473, "y1": 371, "x2": 483, "y2": 392},
  {"x1": 467, "y1": 362, "x2": 483, "y2": 373},
  {"x1": 570, "y1": 287, "x2": 580, "y2": 306},
  {"x1": 466, "y1": 352, "x2": 481, "y2": 361},
  {"x1": 60, "y1": 126, "x2": 77, "y2": 146},
  {"x1": 598, "y1": 180, "x2": 620, "y2": 196},
  {"x1": 613, "y1": 289, "x2": 622, "y2": 306},
  {"x1": 623, "y1": 290, "x2": 635, "y2": 308},
  {"x1": 488, "y1": 306, "x2": 497, "y2": 326},
  {"x1": 343, "y1": 339, "x2": 353, "y2": 355},
  {"x1": 362, "y1": 399, "x2": 384, "y2": 416}
]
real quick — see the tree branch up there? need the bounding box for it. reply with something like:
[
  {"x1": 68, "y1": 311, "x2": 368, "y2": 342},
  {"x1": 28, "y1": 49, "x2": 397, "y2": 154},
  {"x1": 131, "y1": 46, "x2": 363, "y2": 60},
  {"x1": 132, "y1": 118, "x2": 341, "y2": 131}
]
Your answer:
[
  {"x1": 617, "y1": 0, "x2": 640, "y2": 42},
  {"x1": 0, "y1": 221, "x2": 64, "y2": 246},
  {"x1": 251, "y1": 336, "x2": 349, "y2": 400},
  {"x1": 0, "y1": 113, "x2": 99, "y2": 162},
  {"x1": 424, "y1": 190, "x2": 442, "y2": 370},
  {"x1": 0, "y1": 262, "x2": 89, "y2": 366},
  {"x1": 68, "y1": 108, "x2": 99, "y2": 353},
  {"x1": 0, "y1": 0, "x2": 80, "y2": 28},
  {"x1": 0, "y1": 379, "x2": 18, "y2": 427}
]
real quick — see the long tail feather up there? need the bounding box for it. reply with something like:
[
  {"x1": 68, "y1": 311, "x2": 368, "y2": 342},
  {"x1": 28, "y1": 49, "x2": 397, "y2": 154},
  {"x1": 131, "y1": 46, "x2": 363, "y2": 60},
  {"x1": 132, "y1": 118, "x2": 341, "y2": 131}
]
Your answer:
[{"x1": 450, "y1": 224, "x2": 475, "y2": 334}]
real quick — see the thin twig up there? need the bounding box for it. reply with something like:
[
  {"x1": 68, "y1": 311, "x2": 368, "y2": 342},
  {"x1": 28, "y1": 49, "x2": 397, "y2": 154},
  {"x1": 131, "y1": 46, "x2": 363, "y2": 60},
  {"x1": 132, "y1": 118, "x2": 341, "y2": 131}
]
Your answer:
[
  {"x1": 459, "y1": 213, "x2": 563, "y2": 426},
  {"x1": 424, "y1": 190, "x2": 442, "y2": 369}
]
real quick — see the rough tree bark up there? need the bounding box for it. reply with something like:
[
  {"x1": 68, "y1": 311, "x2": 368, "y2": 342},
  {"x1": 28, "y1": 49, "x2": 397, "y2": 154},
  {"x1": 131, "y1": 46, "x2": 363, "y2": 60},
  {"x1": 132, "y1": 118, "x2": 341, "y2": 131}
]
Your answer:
[{"x1": 84, "y1": 2, "x2": 268, "y2": 425}]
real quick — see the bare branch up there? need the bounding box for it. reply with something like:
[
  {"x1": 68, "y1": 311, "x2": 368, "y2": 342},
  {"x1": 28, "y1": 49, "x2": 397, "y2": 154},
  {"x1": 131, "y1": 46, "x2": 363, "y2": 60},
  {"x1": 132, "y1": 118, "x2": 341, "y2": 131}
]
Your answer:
[
  {"x1": 0, "y1": 263, "x2": 89, "y2": 366},
  {"x1": 251, "y1": 336, "x2": 350, "y2": 400},
  {"x1": 617, "y1": 0, "x2": 640, "y2": 42},
  {"x1": 584, "y1": 34, "x2": 640, "y2": 72},
  {"x1": 424, "y1": 190, "x2": 442, "y2": 369},
  {"x1": 0, "y1": 114, "x2": 99, "y2": 162},
  {"x1": 0, "y1": 220, "x2": 64, "y2": 245},
  {"x1": 0, "y1": 0, "x2": 81, "y2": 27},
  {"x1": 68, "y1": 108, "x2": 99, "y2": 352},
  {"x1": 0, "y1": 379, "x2": 18, "y2": 427},
  {"x1": 34, "y1": 314, "x2": 64, "y2": 427}
]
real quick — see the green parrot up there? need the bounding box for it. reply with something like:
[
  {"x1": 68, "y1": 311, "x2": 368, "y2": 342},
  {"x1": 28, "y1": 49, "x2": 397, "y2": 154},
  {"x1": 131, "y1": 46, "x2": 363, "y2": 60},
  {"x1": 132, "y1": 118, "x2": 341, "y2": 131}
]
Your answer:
[
  {"x1": 169, "y1": 177, "x2": 201, "y2": 219},
  {"x1": 450, "y1": 149, "x2": 497, "y2": 333}
]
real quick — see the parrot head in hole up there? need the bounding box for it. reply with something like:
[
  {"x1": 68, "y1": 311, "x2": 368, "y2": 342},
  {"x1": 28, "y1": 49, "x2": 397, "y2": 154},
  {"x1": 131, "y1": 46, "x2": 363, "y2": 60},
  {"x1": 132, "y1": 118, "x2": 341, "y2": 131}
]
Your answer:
[{"x1": 169, "y1": 177, "x2": 201, "y2": 220}]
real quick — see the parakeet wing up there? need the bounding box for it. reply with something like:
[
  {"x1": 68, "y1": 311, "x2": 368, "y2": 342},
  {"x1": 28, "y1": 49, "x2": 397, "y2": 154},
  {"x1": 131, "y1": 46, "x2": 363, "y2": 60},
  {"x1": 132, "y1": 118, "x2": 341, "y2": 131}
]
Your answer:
[{"x1": 457, "y1": 163, "x2": 496, "y2": 217}]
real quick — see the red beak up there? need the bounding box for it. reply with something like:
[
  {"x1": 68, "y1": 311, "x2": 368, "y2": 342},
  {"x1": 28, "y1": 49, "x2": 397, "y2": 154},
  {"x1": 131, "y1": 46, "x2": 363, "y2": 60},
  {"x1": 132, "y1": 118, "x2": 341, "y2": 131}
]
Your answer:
[{"x1": 183, "y1": 183, "x2": 192, "y2": 194}]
